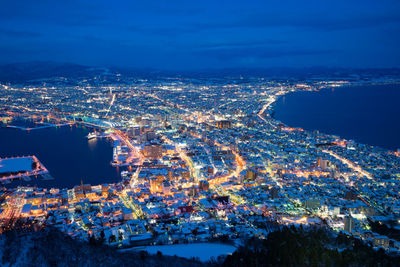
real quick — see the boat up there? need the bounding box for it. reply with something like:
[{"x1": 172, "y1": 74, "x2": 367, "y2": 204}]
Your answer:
[
  {"x1": 121, "y1": 170, "x2": 130, "y2": 177},
  {"x1": 87, "y1": 131, "x2": 100, "y2": 140}
]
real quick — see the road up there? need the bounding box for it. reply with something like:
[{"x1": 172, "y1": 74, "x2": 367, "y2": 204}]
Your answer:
[{"x1": 322, "y1": 149, "x2": 374, "y2": 180}]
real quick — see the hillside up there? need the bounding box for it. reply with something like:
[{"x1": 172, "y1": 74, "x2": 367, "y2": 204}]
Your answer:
[
  {"x1": 223, "y1": 226, "x2": 400, "y2": 266},
  {"x1": 0, "y1": 228, "x2": 204, "y2": 267}
]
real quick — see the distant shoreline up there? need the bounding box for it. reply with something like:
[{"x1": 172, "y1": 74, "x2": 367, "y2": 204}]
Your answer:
[{"x1": 269, "y1": 81, "x2": 400, "y2": 151}]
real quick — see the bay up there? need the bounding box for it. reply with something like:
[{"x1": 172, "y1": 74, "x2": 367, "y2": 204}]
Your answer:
[
  {"x1": 0, "y1": 124, "x2": 119, "y2": 189},
  {"x1": 274, "y1": 83, "x2": 400, "y2": 150}
]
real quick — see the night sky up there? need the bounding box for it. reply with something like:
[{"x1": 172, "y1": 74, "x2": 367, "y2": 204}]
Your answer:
[{"x1": 1, "y1": 0, "x2": 399, "y2": 70}]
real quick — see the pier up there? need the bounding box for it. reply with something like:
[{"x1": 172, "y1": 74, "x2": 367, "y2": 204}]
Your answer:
[{"x1": 6, "y1": 122, "x2": 74, "y2": 131}]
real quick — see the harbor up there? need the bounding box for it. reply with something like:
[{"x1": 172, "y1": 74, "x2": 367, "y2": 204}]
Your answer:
[
  {"x1": 0, "y1": 122, "x2": 119, "y2": 188},
  {"x1": 0, "y1": 155, "x2": 50, "y2": 183}
]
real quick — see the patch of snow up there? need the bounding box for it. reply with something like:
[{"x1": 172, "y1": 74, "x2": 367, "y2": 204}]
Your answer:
[{"x1": 124, "y1": 243, "x2": 237, "y2": 262}]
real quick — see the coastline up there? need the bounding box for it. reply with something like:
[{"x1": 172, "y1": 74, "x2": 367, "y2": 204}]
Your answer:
[
  {"x1": 0, "y1": 124, "x2": 119, "y2": 189},
  {"x1": 262, "y1": 81, "x2": 400, "y2": 152},
  {"x1": 2, "y1": 75, "x2": 400, "y2": 256}
]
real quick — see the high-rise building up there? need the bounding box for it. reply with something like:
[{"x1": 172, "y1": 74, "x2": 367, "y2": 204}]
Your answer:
[
  {"x1": 317, "y1": 158, "x2": 329, "y2": 170},
  {"x1": 127, "y1": 127, "x2": 140, "y2": 138},
  {"x1": 344, "y1": 215, "x2": 354, "y2": 233},
  {"x1": 139, "y1": 131, "x2": 156, "y2": 142}
]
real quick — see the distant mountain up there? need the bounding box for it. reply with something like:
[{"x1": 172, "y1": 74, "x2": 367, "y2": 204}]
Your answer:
[
  {"x1": 0, "y1": 61, "x2": 399, "y2": 82},
  {"x1": 172, "y1": 66, "x2": 400, "y2": 79},
  {"x1": 109, "y1": 66, "x2": 400, "y2": 80},
  {"x1": 0, "y1": 61, "x2": 114, "y2": 82}
]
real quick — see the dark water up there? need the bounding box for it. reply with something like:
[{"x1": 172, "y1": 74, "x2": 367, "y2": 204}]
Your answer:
[
  {"x1": 274, "y1": 84, "x2": 400, "y2": 150},
  {"x1": 0, "y1": 125, "x2": 119, "y2": 189}
]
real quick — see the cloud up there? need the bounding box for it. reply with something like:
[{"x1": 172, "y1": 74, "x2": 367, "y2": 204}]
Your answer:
[
  {"x1": 0, "y1": 28, "x2": 41, "y2": 38},
  {"x1": 188, "y1": 12, "x2": 400, "y2": 33},
  {"x1": 0, "y1": 0, "x2": 398, "y2": 68},
  {"x1": 196, "y1": 40, "x2": 288, "y2": 50},
  {"x1": 194, "y1": 45, "x2": 338, "y2": 62},
  {"x1": 124, "y1": 10, "x2": 400, "y2": 41}
]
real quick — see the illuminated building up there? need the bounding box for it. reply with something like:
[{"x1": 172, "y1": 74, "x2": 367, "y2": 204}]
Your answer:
[
  {"x1": 150, "y1": 176, "x2": 162, "y2": 193},
  {"x1": 74, "y1": 184, "x2": 92, "y2": 193},
  {"x1": 123, "y1": 208, "x2": 134, "y2": 221},
  {"x1": 317, "y1": 158, "x2": 330, "y2": 170},
  {"x1": 373, "y1": 236, "x2": 390, "y2": 248},
  {"x1": 245, "y1": 169, "x2": 258, "y2": 181},
  {"x1": 127, "y1": 126, "x2": 140, "y2": 138},
  {"x1": 143, "y1": 144, "x2": 162, "y2": 159},
  {"x1": 162, "y1": 179, "x2": 171, "y2": 195},
  {"x1": 139, "y1": 131, "x2": 156, "y2": 142},
  {"x1": 216, "y1": 120, "x2": 232, "y2": 129}
]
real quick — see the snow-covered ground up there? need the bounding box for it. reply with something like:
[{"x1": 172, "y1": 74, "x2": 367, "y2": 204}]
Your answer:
[
  {"x1": 0, "y1": 157, "x2": 33, "y2": 173},
  {"x1": 123, "y1": 243, "x2": 237, "y2": 262}
]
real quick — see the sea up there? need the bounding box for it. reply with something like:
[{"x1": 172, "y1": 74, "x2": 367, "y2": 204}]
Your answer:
[
  {"x1": 274, "y1": 83, "x2": 400, "y2": 150},
  {"x1": 0, "y1": 124, "x2": 119, "y2": 189}
]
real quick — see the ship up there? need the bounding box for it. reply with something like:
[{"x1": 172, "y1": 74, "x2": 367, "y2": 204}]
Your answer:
[{"x1": 87, "y1": 131, "x2": 100, "y2": 140}]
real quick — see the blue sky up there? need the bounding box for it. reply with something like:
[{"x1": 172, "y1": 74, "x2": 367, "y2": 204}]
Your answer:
[{"x1": 1, "y1": 0, "x2": 399, "y2": 70}]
